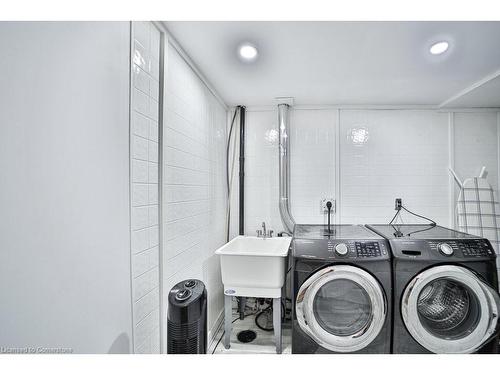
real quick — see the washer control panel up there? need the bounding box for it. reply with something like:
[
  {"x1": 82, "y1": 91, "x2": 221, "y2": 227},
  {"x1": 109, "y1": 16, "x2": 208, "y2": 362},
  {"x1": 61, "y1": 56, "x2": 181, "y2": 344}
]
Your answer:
[
  {"x1": 355, "y1": 241, "x2": 384, "y2": 258},
  {"x1": 294, "y1": 239, "x2": 389, "y2": 260}
]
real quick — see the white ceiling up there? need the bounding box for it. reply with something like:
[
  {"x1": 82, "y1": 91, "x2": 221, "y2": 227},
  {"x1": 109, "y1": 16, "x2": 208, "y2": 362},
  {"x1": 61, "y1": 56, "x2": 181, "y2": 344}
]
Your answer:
[{"x1": 164, "y1": 21, "x2": 500, "y2": 108}]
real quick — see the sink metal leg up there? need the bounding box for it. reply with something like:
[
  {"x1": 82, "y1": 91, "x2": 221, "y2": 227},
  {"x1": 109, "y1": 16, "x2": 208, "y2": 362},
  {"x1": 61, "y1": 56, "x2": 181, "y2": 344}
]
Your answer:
[
  {"x1": 273, "y1": 297, "x2": 282, "y2": 354},
  {"x1": 224, "y1": 295, "x2": 232, "y2": 349}
]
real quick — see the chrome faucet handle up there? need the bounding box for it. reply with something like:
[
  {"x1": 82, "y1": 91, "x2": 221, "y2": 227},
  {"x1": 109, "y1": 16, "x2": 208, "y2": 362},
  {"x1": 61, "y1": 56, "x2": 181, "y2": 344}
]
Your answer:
[
  {"x1": 256, "y1": 230, "x2": 262, "y2": 237},
  {"x1": 269, "y1": 230, "x2": 274, "y2": 237}
]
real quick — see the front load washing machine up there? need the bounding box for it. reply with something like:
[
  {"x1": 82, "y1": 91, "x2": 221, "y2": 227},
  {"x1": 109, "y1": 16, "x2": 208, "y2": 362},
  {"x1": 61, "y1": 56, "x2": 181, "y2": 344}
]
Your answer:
[
  {"x1": 367, "y1": 224, "x2": 500, "y2": 354},
  {"x1": 292, "y1": 224, "x2": 392, "y2": 353}
]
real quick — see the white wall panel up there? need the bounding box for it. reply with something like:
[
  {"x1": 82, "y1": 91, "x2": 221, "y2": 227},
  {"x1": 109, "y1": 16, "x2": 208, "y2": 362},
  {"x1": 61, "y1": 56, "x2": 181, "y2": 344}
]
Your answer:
[
  {"x1": 339, "y1": 110, "x2": 450, "y2": 225},
  {"x1": 162, "y1": 43, "x2": 227, "y2": 348},
  {"x1": 454, "y1": 112, "x2": 499, "y2": 191},
  {"x1": 243, "y1": 108, "x2": 336, "y2": 234},
  {"x1": 0, "y1": 22, "x2": 132, "y2": 353},
  {"x1": 244, "y1": 110, "x2": 282, "y2": 234},
  {"x1": 243, "y1": 108, "x2": 498, "y2": 232},
  {"x1": 130, "y1": 21, "x2": 161, "y2": 354},
  {"x1": 290, "y1": 109, "x2": 337, "y2": 225}
]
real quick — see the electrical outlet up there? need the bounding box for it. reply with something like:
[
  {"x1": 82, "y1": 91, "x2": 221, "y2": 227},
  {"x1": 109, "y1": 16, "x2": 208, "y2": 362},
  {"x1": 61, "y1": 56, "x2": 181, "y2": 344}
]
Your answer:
[
  {"x1": 395, "y1": 198, "x2": 402, "y2": 210},
  {"x1": 320, "y1": 198, "x2": 336, "y2": 214}
]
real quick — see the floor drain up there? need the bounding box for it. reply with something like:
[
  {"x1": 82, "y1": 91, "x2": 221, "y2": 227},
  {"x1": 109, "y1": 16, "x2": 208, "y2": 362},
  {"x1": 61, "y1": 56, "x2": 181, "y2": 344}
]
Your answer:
[{"x1": 237, "y1": 330, "x2": 257, "y2": 343}]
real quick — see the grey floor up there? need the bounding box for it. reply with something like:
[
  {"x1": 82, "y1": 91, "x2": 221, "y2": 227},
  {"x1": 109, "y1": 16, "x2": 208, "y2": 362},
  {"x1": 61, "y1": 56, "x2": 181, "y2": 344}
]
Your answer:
[{"x1": 210, "y1": 313, "x2": 292, "y2": 354}]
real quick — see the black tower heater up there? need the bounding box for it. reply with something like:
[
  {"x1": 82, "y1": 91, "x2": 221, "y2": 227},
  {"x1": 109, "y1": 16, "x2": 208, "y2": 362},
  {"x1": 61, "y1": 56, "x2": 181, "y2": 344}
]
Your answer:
[{"x1": 167, "y1": 279, "x2": 207, "y2": 354}]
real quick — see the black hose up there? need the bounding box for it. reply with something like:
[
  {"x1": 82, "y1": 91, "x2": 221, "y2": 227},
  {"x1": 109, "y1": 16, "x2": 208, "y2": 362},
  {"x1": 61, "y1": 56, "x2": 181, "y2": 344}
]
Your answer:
[
  {"x1": 254, "y1": 300, "x2": 287, "y2": 332},
  {"x1": 255, "y1": 305, "x2": 273, "y2": 332}
]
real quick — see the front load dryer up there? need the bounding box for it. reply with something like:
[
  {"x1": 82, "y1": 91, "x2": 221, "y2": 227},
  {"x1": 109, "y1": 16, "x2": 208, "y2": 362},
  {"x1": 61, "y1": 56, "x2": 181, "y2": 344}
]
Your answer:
[
  {"x1": 368, "y1": 224, "x2": 500, "y2": 354},
  {"x1": 292, "y1": 224, "x2": 392, "y2": 353}
]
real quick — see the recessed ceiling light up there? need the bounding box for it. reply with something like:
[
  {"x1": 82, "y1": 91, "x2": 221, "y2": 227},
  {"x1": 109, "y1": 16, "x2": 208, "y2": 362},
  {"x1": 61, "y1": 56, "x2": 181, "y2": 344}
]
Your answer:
[
  {"x1": 238, "y1": 43, "x2": 258, "y2": 62},
  {"x1": 429, "y1": 41, "x2": 449, "y2": 55}
]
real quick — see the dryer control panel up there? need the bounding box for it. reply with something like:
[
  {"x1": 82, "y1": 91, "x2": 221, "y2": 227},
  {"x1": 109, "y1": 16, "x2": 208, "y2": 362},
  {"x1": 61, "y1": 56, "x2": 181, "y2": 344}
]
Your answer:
[
  {"x1": 428, "y1": 239, "x2": 494, "y2": 258},
  {"x1": 293, "y1": 239, "x2": 389, "y2": 260},
  {"x1": 389, "y1": 238, "x2": 495, "y2": 260}
]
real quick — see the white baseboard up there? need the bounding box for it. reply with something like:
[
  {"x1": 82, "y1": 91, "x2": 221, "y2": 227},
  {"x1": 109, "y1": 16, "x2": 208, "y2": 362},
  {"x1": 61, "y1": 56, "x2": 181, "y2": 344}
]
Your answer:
[{"x1": 207, "y1": 309, "x2": 224, "y2": 353}]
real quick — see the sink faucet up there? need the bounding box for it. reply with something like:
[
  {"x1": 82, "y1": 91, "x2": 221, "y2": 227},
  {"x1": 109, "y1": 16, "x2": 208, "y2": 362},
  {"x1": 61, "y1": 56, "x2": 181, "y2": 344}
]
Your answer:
[{"x1": 256, "y1": 222, "x2": 273, "y2": 238}]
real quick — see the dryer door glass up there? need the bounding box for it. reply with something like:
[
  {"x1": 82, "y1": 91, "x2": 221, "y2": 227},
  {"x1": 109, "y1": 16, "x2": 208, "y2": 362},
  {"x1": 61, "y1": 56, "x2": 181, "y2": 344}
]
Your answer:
[
  {"x1": 417, "y1": 278, "x2": 480, "y2": 339},
  {"x1": 402, "y1": 265, "x2": 500, "y2": 353},
  {"x1": 313, "y1": 279, "x2": 372, "y2": 336},
  {"x1": 296, "y1": 265, "x2": 386, "y2": 352}
]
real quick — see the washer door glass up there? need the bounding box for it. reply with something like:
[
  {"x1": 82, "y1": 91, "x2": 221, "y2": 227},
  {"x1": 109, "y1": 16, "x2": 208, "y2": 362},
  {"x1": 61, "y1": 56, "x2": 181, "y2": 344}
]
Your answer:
[
  {"x1": 313, "y1": 279, "x2": 372, "y2": 336},
  {"x1": 402, "y1": 265, "x2": 500, "y2": 353},
  {"x1": 296, "y1": 265, "x2": 386, "y2": 352}
]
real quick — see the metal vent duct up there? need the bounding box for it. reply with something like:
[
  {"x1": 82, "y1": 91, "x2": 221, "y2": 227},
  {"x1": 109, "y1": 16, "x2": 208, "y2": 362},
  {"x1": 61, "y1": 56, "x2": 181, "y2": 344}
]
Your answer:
[{"x1": 278, "y1": 104, "x2": 295, "y2": 233}]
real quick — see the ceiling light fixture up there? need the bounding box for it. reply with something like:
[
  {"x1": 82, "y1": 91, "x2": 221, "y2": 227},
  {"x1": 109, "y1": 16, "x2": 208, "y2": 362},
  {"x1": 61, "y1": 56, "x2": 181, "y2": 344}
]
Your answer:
[
  {"x1": 429, "y1": 41, "x2": 449, "y2": 55},
  {"x1": 238, "y1": 43, "x2": 258, "y2": 62}
]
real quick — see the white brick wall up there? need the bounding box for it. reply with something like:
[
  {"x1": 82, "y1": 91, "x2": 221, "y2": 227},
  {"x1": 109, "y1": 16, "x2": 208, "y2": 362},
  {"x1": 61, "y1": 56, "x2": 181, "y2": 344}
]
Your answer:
[
  {"x1": 130, "y1": 21, "x2": 161, "y2": 354},
  {"x1": 162, "y1": 43, "x2": 227, "y2": 347}
]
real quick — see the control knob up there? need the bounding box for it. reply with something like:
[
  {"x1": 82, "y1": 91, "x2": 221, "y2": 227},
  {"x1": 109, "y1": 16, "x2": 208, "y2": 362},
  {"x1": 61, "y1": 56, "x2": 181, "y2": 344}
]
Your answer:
[
  {"x1": 335, "y1": 243, "x2": 349, "y2": 256},
  {"x1": 438, "y1": 243, "x2": 454, "y2": 256}
]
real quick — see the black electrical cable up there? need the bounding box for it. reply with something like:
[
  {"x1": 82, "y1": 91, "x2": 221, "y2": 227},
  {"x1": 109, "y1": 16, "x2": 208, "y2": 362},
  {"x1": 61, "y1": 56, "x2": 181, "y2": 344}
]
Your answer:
[
  {"x1": 388, "y1": 203, "x2": 437, "y2": 238},
  {"x1": 401, "y1": 205, "x2": 436, "y2": 227},
  {"x1": 405, "y1": 225, "x2": 437, "y2": 237},
  {"x1": 388, "y1": 205, "x2": 436, "y2": 227},
  {"x1": 390, "y1": 224, "x2": 404, "y2": 237},
  {"x1": 225, "y1": 107, "x2": 240, "y2": 242},
  {"x1": 388, "y1": 208, "x2": 401, "y2": 225},
  {"x1": 226, "y1": 108, "x2": 239, "y2": 194},
  {"x1": 326, "y1": 201, "x2": 332, "y2": 234}
]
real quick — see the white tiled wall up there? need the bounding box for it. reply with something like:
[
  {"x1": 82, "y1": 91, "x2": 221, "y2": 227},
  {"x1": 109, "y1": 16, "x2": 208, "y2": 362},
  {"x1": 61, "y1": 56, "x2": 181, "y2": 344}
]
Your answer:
[
  {"x1": 162, "y1": 43, "x2": 227, "y2": 347},
  {"x1": 454, "y1": 112, "x2": 499, "y2": 193},
  {"x1": 291, "y1": 110, "x2": 337, "y2": 224},
  {"x1": 244, "y1": 110, "x2": 282, "y2": 234},
  {"x1": 243, "y1": 109, "x2": 337, "y2": 235},
  {"x1": 243, "y1": 108, "x2": 500, "y2": 233},
  {"x1": 340, "y1": 110, "x2": 450, "y2": 225},
  {"x1": 130, "y1": 21, "x2": 161, "y2": 354}
]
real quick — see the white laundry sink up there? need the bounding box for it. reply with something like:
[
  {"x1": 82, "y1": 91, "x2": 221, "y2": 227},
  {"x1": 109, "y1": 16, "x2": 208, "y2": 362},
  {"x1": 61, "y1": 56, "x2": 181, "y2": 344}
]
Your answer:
[{"x1": 215, "y1": 236, "x2": 292, "y2": 298}]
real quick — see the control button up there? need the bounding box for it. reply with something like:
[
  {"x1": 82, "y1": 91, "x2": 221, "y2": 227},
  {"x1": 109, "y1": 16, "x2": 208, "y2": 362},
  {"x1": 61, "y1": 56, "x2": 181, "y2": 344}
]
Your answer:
[
  {"x1": 438, "y1": 243, "x2": 454, "y2": 256},
  {"x1": 335, "y1": 243, "x2": 349, "y2": 256},
  {"x1": 175, "y1": 289, "x2": 192, "y2": 302},
  {"x1": 184, "y1": 279, "x2": 197, "y2": 288}
]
